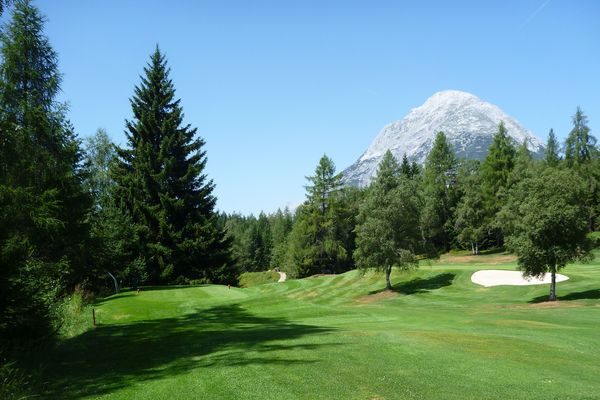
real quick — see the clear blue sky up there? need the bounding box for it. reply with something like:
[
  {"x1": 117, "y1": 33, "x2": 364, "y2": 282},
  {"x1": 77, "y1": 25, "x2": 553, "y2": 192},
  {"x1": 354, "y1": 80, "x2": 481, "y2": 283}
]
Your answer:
[{"x1": 6, "y1": 1, "x2": 599, "y2": 215}]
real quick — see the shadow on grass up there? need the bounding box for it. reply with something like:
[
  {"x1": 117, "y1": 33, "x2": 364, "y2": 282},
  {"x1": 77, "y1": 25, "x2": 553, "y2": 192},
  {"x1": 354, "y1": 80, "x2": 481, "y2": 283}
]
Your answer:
[
  {"x1": 529, "y1": 289, "x2": 600, "y2": 303},
  {"x1": 35, "y1": 303, "x2": 336, "y2": 399},
  {"x1": 92, "y1": 285, "x2": 215, "y2": 306},
  {"x1": 369, "y1": 273, "x2": 456, "y2": 295}
]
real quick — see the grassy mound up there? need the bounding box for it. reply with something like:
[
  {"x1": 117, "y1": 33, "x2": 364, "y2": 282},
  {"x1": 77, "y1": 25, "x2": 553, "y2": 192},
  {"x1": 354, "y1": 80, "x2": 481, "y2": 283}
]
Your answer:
[
  {"x1": 24, "y1": 253, "x2": 600, "y2": 399},
  {"x1": 238, "y1": 270, "x2": 281, "y2": 287}
]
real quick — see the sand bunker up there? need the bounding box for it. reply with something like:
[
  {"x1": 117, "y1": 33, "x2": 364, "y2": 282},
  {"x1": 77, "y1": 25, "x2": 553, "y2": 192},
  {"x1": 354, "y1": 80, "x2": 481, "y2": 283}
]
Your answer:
[{"x1": 471, "y1": 270, "x2": 569, "y2": 287}]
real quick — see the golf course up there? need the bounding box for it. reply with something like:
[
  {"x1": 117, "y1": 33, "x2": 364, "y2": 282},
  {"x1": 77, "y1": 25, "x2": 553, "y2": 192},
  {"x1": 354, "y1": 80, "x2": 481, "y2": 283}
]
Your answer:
[{"x1": 30, "y1": 252, "x2": 600, "y2": 400}]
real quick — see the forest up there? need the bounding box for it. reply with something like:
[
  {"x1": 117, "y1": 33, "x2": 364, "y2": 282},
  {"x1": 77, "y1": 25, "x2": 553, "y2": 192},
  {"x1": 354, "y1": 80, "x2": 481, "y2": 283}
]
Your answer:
[{"x1": 0, "y1": 1, "x2": 596, "y2": 396}]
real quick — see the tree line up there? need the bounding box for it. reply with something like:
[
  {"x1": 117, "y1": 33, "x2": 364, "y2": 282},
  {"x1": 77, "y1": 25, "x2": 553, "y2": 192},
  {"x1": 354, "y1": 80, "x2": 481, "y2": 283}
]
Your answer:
[{"x1": 227, "y1": 117, "x2": 595, "y2": 297}]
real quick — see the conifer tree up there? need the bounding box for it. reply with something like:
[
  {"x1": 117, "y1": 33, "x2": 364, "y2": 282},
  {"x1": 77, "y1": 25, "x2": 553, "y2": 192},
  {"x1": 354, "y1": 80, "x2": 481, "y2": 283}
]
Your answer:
[
  {"x1": 286, "y1": 155, "x2": 350, "y2": 276},
  {"x1": 544, "y1": 129, "x2": 560, "y2": 167},
  {"x1": 400, "y1": 153, "x2": 412, "y2": 178},
  {"x1": 354, "y1": 151, "x2": 420, "y2": 290},
  {"x1": 454, "y1": 161, "x2": 486, "y2": 255},
  {"x1": 565, "y1": 107, "x2": 595, "y2": 167},
  {"x1": 563, "y1": 108, "x2": 599, "y2": 231},
  {"x1": 480, "y1": 121, "x2": 516, "y2": 245},
  {"x1": 112, "y1": 47, "x2": 234, "y2": 284},
  {"x1": 420, "y1": 132, "x2": 458, "y2": 250},
  {"x1": 509, "y1": 140, "x2": 534, "y2": 186},
  {"x1": 0, "y1": 0, "x2": 90, "y2": 341},
  {"x1": 269, "y1": 208, "x2": 294, "y2": 270},
  {"x1": 410, "y1": 161, "x2": 421, "y2": 179}
]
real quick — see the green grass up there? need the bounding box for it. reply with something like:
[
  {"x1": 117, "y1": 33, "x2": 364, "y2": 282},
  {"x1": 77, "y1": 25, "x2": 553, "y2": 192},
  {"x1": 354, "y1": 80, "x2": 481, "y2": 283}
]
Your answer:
[
  {"x1": 28, "y1": 252, "x2": 600, "y2": 399},
  {"x1": 238, "y1": 270, "x2": 281, "y2": 287}
]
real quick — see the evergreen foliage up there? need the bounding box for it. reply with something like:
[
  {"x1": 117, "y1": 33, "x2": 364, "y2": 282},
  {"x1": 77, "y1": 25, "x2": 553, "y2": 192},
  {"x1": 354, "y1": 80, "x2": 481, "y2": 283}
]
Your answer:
[
  {"x1": 454, "y1": 160, "x2": 487, "y2": 254},
  {"x1": 420, "y1": 132, "x2": 458, "y2": 250},
  {"x1": 562, "y1": 108, "x2": 599, "y2": 231},
  {"x1": 285, "y1": 155, "x2": 355, "y2": 277},
  {"x1": 544, "y1": 129, "x2": 560, "y2": 167},
  {"x1": 509, "y1": 140, "x2": 535, "y2": 186},
  {"x1": 82, "y1": 129, "x2": 140, "y2": 290},
  {"x1": 269, "y1": 208, "x2": 294, "y2": 269},
  {"x1": 112, "y1": 47, "x2": 234, "y2": 285},
  {"x1": 565, "y1": 107, "x2": 596, "y2": 167},
  {"x1": 480, "y1": 121, "x2": 516, "y2": 245},
  {"x1": 0, "y1": 0, "x2": 91, "y2": 344},
  {"x1": 354, "y1": 151, "x2": 421, "y2": 289}
]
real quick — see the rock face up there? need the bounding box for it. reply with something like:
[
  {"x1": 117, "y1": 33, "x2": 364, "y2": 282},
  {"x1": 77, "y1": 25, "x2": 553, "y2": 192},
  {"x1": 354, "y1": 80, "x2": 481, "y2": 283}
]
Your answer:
[{"x1": 342, "y1": 90, "x2": 544, "y2": 187}]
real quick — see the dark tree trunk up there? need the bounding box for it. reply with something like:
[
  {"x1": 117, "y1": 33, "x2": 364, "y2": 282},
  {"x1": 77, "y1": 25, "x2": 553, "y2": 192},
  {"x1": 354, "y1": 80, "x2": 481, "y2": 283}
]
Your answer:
[
  {"x1": 385, "y1": 265, "x2": 392, "y2": 290},
  {"x1": 549, "y1": 265, "x2": 557, "y2": 301}
]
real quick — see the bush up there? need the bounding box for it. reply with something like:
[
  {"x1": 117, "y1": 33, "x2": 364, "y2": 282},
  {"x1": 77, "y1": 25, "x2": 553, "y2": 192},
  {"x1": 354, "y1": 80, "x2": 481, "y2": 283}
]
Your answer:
[
  {"x1": 587, "y1": 232, "x2": 600, "y2": 248},
  {"x1": 189, "y1": 278, "x2": 211, "y2": 285},
  {"x1": 0, "y1": 360, "x2": 34, "y2": 400},
  {"x1": 52, "y1": 286, "x2": 94, "y2": 339},
  {"x1": 238, "y1": 270, "x2": 280, "y2": 288},
  {"x1": 171, "y1": 276, "x2": 190, "y2": 285}
]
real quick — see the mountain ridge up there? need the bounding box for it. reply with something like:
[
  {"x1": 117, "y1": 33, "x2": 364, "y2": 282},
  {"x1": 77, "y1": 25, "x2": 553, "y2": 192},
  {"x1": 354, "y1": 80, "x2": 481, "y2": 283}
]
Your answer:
[{"x1": 342, "y1": 90, "x2": 545, "y2": 186}]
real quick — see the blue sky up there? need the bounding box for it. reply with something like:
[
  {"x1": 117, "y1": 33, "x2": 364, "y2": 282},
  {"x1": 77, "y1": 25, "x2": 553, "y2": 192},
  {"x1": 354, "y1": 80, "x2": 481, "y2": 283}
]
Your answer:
[{"x1": 5, "y1": 1, "x2": 599, "y2": 215}]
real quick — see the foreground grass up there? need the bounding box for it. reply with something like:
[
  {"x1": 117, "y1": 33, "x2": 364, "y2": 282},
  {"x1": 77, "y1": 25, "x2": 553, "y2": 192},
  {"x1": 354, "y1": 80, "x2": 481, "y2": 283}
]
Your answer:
[{"x1": 29, "y1": 253, "x2": 600, "y2": 399}]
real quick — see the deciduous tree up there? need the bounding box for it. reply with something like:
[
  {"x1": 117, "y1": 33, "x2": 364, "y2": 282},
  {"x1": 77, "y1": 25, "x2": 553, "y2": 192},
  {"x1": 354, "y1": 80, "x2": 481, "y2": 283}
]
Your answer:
[
  {"x1": 502, "y1": 169, "x2": 592, "y2": 301},
  {"x1": 354, "y1": 151, "x2": 421, "y2": 290}
]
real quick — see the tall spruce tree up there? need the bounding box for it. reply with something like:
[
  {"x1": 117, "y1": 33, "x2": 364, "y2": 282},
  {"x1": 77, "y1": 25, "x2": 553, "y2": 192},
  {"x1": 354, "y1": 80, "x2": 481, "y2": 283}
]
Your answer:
[
  {"x1": 286, "y1": 155, "x2": 351, "y2": 276},
  {"x1": 563, "y1": 107, "x2": 599, "y2": 231},
  {"x1": 0, "y1": 0, "x2": 90, "y2": 342},
  {"x1": 269, "y1": 208, "x2": 294, "y2": 270},
  {"x1": 454, "y1": 160, "x2": 486, "y2": 255},
  {"x1": 508, "y1": 140, "x2": 535, "y2": 186},
  {"x1": 420, "y1": 132, "x2": 458, "y2": 250},
  {"x1": 565, "y1": 107, "x2": 595, "y2": 167},
  {"x1": 400, "y1": 153, "x2": 412, "y2": 178},
  {"x1": 544, "y1": 129, "x2": 560, "y2": 167},
  {"x1": 480, "y1": 121, "x2": 516, "y2": 245},
  {"x1": 112, "y1": 47, "x2": 234, "y2": 285}
]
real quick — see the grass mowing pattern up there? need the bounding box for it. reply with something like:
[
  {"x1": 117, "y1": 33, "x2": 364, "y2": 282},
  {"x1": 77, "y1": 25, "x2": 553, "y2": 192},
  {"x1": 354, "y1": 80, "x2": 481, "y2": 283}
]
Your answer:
[{"x1": 31, "y1": 253, "x2": 600, "y2": 399}]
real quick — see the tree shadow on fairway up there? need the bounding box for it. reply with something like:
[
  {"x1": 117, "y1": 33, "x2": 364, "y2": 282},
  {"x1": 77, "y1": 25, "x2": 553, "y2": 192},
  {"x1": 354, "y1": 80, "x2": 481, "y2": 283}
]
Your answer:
[
  {"x1": 529, "y1": 288, "x2": 600, "y2": 303},
  {"x1": 35, "y1": 303, "x2": 337, "y2": 399},
  {"x1": 369, "y1": 273, "x2": 456, "y2": 295}
]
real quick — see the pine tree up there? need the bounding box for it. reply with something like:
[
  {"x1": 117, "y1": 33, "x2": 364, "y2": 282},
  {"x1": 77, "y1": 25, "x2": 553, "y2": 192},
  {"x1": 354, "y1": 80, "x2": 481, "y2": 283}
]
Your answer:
[
  {"x1": 562, "y1": 107, "x2": 599, "y2": 231},
  {"x1": 0, "y1": 0, "x2": 90, "y2": 342},
  {"x1": 420, "y1": 132, "x2": 458, "y2": 250},
  {"x1": 454, "y1": 161, "x2": 486, "y2": 254},
  {"x1": 112, "y1": 47, "x2": 233, "y2": 284},
  {"x1": 286, "y1": 155, "x2": 350, "y2": 276},
  {"x1": 269, "y1": 208, "x2": 294, "y2": 270},
  {"x1": 400, "y1": 153, "x2": 412, "y2": 178},
  {"x1": 354, "y1": 150, "x2": 420, "y2": 290},
  {"x1": 565, "y1": 107, "x2": 595, "y2": 167},
  {"x1": 480, "y1": 121, "x2": 516, "y2": 246},
  {"x1": 509, "y1": 140, "x2": 534, "y2": 186},
  {"x1": 544, "y1": 129, "x2": 560, "y2": 167}
]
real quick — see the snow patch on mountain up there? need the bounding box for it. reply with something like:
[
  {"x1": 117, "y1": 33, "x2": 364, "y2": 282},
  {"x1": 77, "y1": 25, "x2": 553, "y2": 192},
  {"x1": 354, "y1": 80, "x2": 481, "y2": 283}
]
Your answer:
[{"x1": 343, "y1": 90, "x2": 544, "y2": 187}]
